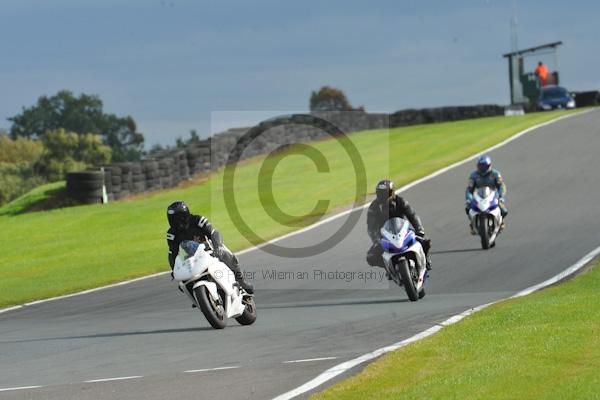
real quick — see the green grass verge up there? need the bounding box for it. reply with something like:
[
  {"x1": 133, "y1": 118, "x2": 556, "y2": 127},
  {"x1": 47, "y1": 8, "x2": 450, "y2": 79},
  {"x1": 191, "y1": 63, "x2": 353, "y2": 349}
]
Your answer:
[
  {"x1": 0, "y1": 111, "x2": 577, "y2": 308},
  {"x1": 0, "y1": 181, "x2": 66, "y2": 216},
  {"x1": 312, "y1": 261, "x2": 600, "y2": 400}
]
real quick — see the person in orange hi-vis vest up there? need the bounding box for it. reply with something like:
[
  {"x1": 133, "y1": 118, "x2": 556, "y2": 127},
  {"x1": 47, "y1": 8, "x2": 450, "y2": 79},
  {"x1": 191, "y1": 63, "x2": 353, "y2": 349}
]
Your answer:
[{"x1": 535, "y1": 61, "x2": 549, "y2": 86}]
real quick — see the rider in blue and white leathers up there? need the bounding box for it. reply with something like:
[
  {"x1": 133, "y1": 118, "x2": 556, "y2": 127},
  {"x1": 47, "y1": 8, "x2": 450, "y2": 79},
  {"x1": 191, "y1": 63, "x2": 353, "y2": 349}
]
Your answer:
[{"x1": 465, "y1": 155, "x2": 507, "y2": 233}]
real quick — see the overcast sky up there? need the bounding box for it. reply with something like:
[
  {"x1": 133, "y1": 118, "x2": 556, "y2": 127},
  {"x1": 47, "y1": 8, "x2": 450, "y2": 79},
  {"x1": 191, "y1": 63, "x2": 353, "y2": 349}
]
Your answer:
[{"x1": 1, "y1": 0, "x2": 598, "y2": 147}]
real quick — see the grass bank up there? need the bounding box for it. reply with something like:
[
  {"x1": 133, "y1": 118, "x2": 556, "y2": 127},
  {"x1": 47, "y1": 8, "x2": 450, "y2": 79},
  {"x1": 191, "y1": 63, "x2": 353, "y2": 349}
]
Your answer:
[
  {"x1": 0, "y1": 111, "x2": 576, "y2": 307},
  {"x1": 313, "y1": 261, "x2": 600, "y2": 400},
  {"x1": 0, "y1": 181, "x2": 65, "y2": 216}
]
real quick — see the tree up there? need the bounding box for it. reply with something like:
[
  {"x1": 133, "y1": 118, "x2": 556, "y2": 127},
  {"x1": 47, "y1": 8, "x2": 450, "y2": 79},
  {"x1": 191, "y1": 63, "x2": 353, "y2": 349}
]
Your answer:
[
  {"x1": 38, "y1": 129, "x2": 112, "y2": 182},
  {"x1": 309, "y1": 86, "x2": 355, "y2": 111},
  {"x1": 8, "y1": 90, "x2": 144, "y2": 162}
]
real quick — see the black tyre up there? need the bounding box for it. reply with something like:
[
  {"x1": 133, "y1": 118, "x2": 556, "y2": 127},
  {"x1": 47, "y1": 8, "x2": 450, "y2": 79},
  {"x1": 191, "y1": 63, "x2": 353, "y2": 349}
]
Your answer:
[
  {"x1": 130, "y1": 163, "x2": 142, "y2": 174},
  {"x1": 479, "y1": 215, "x2": 490, "y2": 250},
  {"x1": 67, "y1": 171, "x2": 104, "y2": 182},
  {"x1": 235, "y1": 296, "x2": 257, "y2": 326},
  {"x1": 116, "y1": 190, "x2": 130, "y2": 199},
  {"x1": 397, "y1": 259, "x2": 419, "y2": 302},
  {"x1": 68, "y1": 188, "x2": 104, "y2": 198},
  {"x1": 77, "y1": 196, "x2": 103, "y2": 204},
  {"x1": 132, "y1": 182, "x2": 145, "y2": 192},
  {"x1": 195, "y1": 285, "x2": 226, "y2": 329},
  {"x1": 67, "y1": 180, "x2": 104, "y2": 191},
  {"x1": 131, "y1": 174, "x2": 144, "y2": 183},
  {"x1": 105, "y1": 166, "x2": 121, "y2": 175}
]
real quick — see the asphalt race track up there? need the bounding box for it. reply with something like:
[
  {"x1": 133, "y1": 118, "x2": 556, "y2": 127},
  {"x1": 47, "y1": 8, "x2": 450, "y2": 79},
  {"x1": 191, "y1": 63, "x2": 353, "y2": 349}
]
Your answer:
[{"x1": 1, "y1": 110, "x2": 599, "y2": 399}]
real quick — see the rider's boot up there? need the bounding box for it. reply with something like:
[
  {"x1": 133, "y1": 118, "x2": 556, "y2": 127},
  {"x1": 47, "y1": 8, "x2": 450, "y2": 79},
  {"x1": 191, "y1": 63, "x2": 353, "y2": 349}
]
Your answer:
[
  {"x1": 425, "y1": 254, "x2": 433, "y2": 271},
  {"x1": 470, "y1": 223, "x2": 477, "y2": 235},
  {"x1": 229, "y1": 263, "x2": 254, "y2": 294},
  {"x1": 236, "y1": 277, "x2": 254, "y2": 295},
  {"x1": 219, "y1": 248, "x2": 255, "y2": 295}
]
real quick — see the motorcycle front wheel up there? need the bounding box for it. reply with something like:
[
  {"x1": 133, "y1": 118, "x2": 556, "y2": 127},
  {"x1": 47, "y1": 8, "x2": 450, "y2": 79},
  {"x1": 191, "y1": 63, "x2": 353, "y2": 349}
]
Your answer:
[
  {"x1": 478, "y1": 215, "x2": 491, "y2": 250},
  {"x1": 397, "y1": 259, "x2": 419, "y2": 302},
  {"x1": 195, "y1": 286, "x2": 227, "y2": 329}
]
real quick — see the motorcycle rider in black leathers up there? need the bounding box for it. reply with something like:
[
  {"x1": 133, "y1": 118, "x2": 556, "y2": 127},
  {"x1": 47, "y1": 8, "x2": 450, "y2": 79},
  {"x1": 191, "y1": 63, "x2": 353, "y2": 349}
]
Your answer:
[
  {"x1": 366, "y1": 180, "x2": 432, "y2": 271},
  {"x1": 166, "y1": 201, "x2": 254, "y2": 294}
]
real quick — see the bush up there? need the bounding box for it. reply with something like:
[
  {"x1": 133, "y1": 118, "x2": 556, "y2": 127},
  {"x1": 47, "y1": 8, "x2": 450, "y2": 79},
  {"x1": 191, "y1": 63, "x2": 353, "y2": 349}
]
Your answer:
[
  {"x1": 0, "y1": 162, "x2": 46, "y2": 206},
  {"x1": 0, "y1": 131, "x2": 111, "y2": 205},
  {"x1": 38, "y1": 129, "x2": 112, "y2": 182},
  {"x1": 0, "y1": 134, "x2": 43, "y2": 164}
]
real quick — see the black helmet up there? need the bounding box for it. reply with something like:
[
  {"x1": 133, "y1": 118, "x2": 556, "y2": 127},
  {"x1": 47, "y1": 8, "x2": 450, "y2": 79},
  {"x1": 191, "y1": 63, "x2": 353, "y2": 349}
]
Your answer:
[
  {"x1": 375, "y1": 179, "x2": 395, "y2": 204},
  {"x1": 167, "y1": 201, "x2": 191, "y2": 231}
]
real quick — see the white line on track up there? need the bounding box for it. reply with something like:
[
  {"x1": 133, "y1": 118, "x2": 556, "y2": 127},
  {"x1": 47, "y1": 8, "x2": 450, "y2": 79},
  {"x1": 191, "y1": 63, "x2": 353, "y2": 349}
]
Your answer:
[
  {"x1": 0, "y1": 109, "x2": 594, "y2": 316},
  {"x1": 282, "y1": 357, "x2": 338, "y2": 364},
  {"x1": 0, "y1": 385, "x2": 43, "y2": 392},
  {"x1": 272, "y1": 244, "x2": 600, "y2": 400},
  {"x1": 184, "y1": 366, "x2": 241, "y2": 373},
  {"x1": 84, "y1": 376, "x2": 143, "y2": 383},
  {"x1": 0, "y1": 272, "x2": 166, "y2": 315}
]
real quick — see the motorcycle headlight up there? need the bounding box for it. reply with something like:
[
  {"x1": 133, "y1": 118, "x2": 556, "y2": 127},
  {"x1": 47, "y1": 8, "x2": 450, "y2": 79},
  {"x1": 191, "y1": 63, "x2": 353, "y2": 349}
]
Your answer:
[{"x1": 567, "y1": 100, "x2": 575, "y2": 108}]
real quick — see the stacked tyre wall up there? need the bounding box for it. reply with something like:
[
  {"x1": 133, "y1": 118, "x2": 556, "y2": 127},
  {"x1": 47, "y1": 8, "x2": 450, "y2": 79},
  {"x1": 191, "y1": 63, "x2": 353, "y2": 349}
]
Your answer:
[
  {"x1": 572, "y1": 91, "x2": 600, "y2": 107},
  {"x1": 65, "y1": 104, "x2": 520, "y2": 203},
  {"x1": 66, "y1": 171, "x2": 106, "y2": 204}
]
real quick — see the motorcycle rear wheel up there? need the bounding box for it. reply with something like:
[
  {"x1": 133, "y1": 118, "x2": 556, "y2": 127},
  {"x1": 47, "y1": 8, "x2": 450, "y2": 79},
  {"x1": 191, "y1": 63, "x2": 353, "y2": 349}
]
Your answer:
[
  {"x1": 195, "y1": 286, "x2": 227, "y2": 329},
  {"x1": 397, "y1": 259, "x2": 419, "y2": 302}
]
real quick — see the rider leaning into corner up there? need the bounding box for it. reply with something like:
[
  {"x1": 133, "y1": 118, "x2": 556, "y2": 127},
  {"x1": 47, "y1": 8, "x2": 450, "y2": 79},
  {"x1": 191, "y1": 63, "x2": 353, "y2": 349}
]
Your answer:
[
  {"x1": 166, "y1": 201, "x2": 254, "y2": 294},
  {"x1": 366, "y1": 179, "x2": 432, "y2": 271},
  {"x1": 465, "y1": 155, "x2": 508, "y2": 234}
]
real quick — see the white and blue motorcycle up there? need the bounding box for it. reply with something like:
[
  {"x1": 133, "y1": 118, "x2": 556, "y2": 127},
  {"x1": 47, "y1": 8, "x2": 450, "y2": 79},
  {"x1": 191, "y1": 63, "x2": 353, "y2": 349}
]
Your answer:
[
  {"x1": 468, "y1": 186, "x2": 503, "y2": 250},
  {"x1": 380, "y1": 217, "x2": 428, "y2": 302},
  {"x1": 173, "y1": 240, "x2": 256, "y2": 329}
]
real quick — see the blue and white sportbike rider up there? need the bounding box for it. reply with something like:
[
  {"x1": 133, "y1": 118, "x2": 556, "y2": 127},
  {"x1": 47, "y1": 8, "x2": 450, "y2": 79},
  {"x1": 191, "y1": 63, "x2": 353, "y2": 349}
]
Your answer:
[
  {"x1": 466, "y1": 155, "x2": 507, "y2": 249},
  {"x1": 380, "y1": 217, "x2": 428, "y2": 301}
]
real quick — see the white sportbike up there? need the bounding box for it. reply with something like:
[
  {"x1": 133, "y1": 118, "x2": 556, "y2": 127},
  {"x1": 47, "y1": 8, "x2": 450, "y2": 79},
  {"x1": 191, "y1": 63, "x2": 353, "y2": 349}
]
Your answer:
[
  {"x1": 173, "y1": 240, "x2": 257, "y2": 329},
  {"x1": 380, "y1": 217, "x2": 428, "y2": 302},
  {"x1": 468, "y1": 186, "x2": 503, "y2": 249}
]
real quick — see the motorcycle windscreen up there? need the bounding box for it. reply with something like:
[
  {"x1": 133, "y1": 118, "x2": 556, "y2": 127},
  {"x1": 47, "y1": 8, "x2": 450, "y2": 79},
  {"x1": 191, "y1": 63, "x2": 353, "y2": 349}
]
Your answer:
[
  {"x1": 382, "y1": 217, "x2": 409, "y2": 235},
  {"x1": 179, "y1": 240, "x2": 201, "y2": 260},
  {"x1": 476, "y1": 186, "x2": 494, "y2": 198}
]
